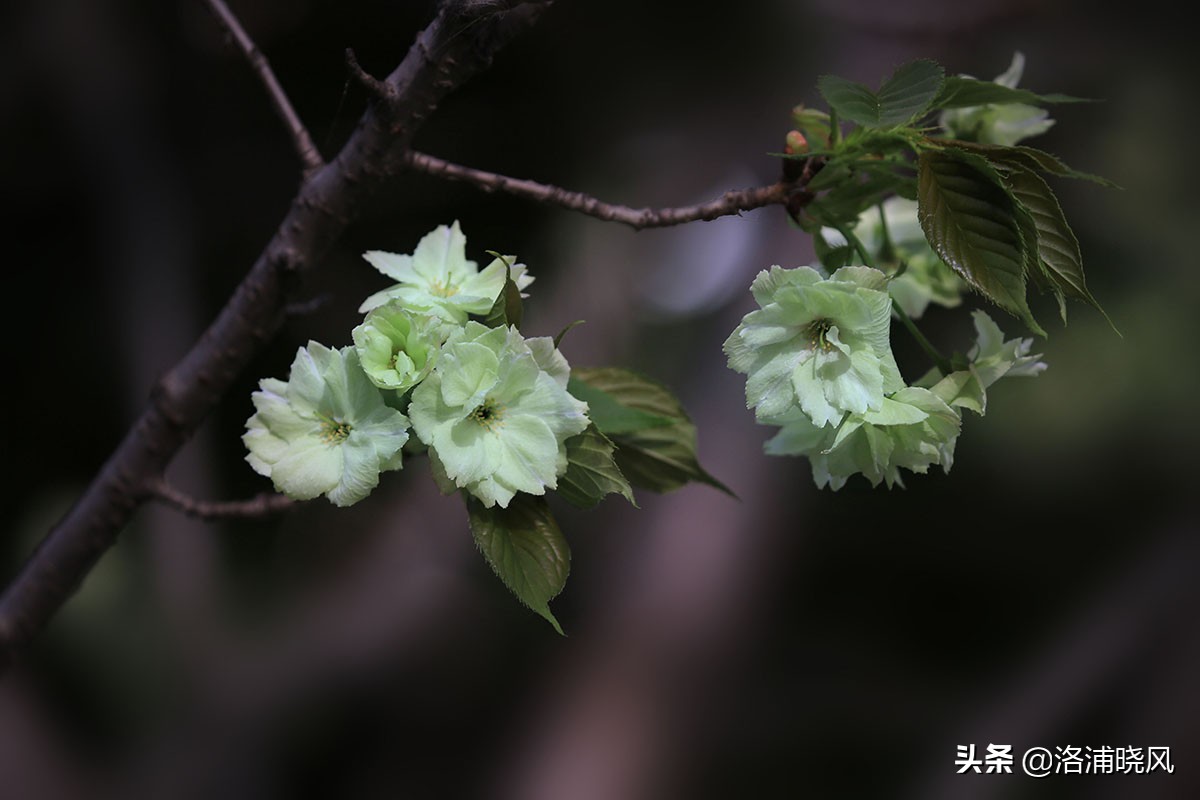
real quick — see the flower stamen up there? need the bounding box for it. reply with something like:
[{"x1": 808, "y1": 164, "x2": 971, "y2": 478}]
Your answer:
[
  {"x1": 319, "y1": 418, "x2": 352, "y2": 444},
  {"x1": 469, "y1": 397, "x2": 505, "y2": 431},
  {"x1": 808, "y1": 318, "x2": 835, "y2": 351}
]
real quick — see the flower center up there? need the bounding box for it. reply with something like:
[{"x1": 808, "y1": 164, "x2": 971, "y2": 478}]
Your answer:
[
  {"x1": 807, "y1": 318, "x2": 835, "y2": 351},
  {"x1": 319, "y1": 418, "x2": 352, "y2": 444},
  {"x1": 429, "y1": 280, "x2": 460, "y2": 298},
  {"x1": 469, "y1": 397, "x2": 505, "y2": 431}
]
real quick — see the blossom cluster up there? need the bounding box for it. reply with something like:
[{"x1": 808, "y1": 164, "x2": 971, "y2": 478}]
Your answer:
[
  {"x1": 724, "y1": 266, "x2": 1044, "y2": 490},
  {"x1": 244, "y1": 222, "x2": 589, "y2": 508},
  {"x1": 728, "y1": 53, "x2": 1059, "y2": 489}
]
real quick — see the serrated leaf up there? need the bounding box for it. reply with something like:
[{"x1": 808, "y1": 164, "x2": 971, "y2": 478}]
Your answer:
[
  {"x1": 558, "y1": 425, "x2": 636, "y2": 509},
  {"x1": 567, "y1": 375, "x2": 674, "y2": 435},
  {"x1": 817, "y1": 75, "x2": 880, "y2": 128},
  {"x1": 1001, "y1": 173, "x2": 1046, "y2": 299},
  {"x1": 466, "y1": 493, "x2": 569, "y2": 634},
  {"x1": 1004, "y1": 168, "x2": 1113, "y2": 327},
  {"x1": 917, "y1": 150, "x2": 1044, "y2": 336},
  {"x1": 877, "y1": 60, "x2": 946, "y2": 125},
  {"x1": 571, "y1": 367, "x2": 733, "y2": 496},
  {"x1": 482, "y1": 253, "x2": 523, "y2": 330},
  {"x1": 936, "y1": 140, "x2": 1119, "y2": 187},
  {"x1": 818, "y1": 60, "x2": 945, "y2": 129},
  {"x1": 1002, "y1": 146, "x2": 1117, "y2": 187},
  {"x1": 932, "y1": 76, "x2": 1089, "y2": 110}
]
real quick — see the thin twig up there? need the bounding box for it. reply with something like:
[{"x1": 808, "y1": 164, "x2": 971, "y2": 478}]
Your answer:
[
  {"x1": 404, "y1": 151, "x2": 802, "y2": 230},
  {"x1": 345, "y1": 48, "x2": 396, "y2": 107},
  {"x1": 203, "y1": 0, "x2": 325, "y2": 174},
  {"x1": 150, "y1": 479, "x2": 297, "y2": 520}
]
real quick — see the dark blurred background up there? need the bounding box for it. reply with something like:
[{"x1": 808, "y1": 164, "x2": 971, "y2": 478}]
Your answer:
[{"x1": 2, "y1": 0, "x2": 1197, "y2": 798}]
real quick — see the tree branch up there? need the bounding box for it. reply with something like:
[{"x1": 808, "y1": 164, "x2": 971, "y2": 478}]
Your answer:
[
  {"x1": 404, "y1": 151, "x2": 807, "y2": 230},
  {"x1": 0, "y1": 0, "x2": 551, "y2": 669},
  {"x1": 202, "y1": 0, "x2": 324, "y2": 174},
  {"x1": 149, "y1": 479, "x2": 297, "y2": 520},
  {"x1": 346, "y1": 48, "x2": 396, "y2": 108}
]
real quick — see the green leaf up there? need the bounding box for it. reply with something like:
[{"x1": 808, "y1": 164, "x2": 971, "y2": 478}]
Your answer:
[
  {"x1": 482, "y1": 252, "x2": 523, "y2": 330},
  {"x1": 813, "y1": 233, "x2": 856, "y2": 272},
  {"x1": 1004, "y1": 168, "x2": 1113, "y2": 327},
  {"x1": 805, "y1": 160, "x2": 853, "y2": 192},
  {"x1": 817, "y1": 75, "x2": 879, "y2": 128},
  {"x1": 932, "y1": 76, "x2": 1088, "y2": 110},
  {"x1": 818, "y1": 60, "x2": 945, "y2": 128},
  {"x1": 877, "y1": 60, "x2": 947, "y2": 125},
  {"x1": 806, "y1": 152, "x2": 913, "y2": 191},
  {"x1": 558, "y1": 425, "x2": 636, "y2": 509},
  {"x1": 917, "y1": 150, "x2": 1044, "y2": 336},
  {"x1": 572, "y1": 367, "x2": 733, "y2": 496},
  {"x1": 553, "y1": 319, "x2": 585, "y2": 348},
  {"x1": 935, "y1": 140, "x2": 1119, "y2": 187},
  {"x1": 805, "y1": 170, "x2": 917, "y2": 228},
  {"x1": 991, "y1": 165, "x2": 1046, "y2": 304},
  {"x1": 842, "y1": 126, "x2": 923, "y2": 153},
  {"x1": 567, "y1": 375, "x2": 674, "y2": 435},
  {"x1": 466, "y1": 493, "x2": 569, "y2": 634},
  {"x1": 1002, "y1": 146, "x2": 1117, "y2": 187}
]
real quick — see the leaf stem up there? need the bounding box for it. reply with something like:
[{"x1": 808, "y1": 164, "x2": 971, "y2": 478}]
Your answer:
[
  {"x1": 892, "y1": 301, "x2": 952, "y2": 376},
  {"x1": 875, "y1": 201, "x2": 895, "y2": 257},
  {"x1": 874, "y1": 202, "x2": 907, "y2": 278}
]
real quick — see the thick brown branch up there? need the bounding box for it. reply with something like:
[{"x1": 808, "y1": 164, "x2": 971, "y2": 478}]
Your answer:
[
  {"x1": 0, "y1": 1, "x2": 550, "y2": 669},
  {"x1": 202, "y1": 0, "x2": 324, "y2": 174},
  {"x1": 150, "y1": 480, "x2": 297, "y2": 520},
  {"x1": 404, "y1": 151, "x2": 802, "y2": 230}
]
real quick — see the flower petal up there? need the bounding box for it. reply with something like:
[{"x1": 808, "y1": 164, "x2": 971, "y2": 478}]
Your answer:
[
  {"x1": 411, "y1": 220, "x2": 477, "y2": 284},
  {"x1": 326, "y1": 434, "x2": 381, "y2": 507},
  {"x1": 494, "y1": 415, "x2": 560, "y2": 492},
  {"x1": 439, "y1": 341, "x2": 500, "y2": 409},
  {"x1": 270, "y1": 436, "x2": 343, "y2": 500},
  {"x1": 362, "y1": 250, "x2": 418, "y2": 283}
]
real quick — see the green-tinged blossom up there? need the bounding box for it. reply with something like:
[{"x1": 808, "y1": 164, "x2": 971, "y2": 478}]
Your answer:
[
  {"x1": 359, "y1": 221, "x2": 534, "y2": 322},
  {"x1": 409, "y1": 322, "x2": 590, "y2": 509},
  {"x1": 724, "y1": 265, "x2": 904, "y2": 428},
  {"x1": 922, "y1": 310, "x2": 1047, "y2": 414},
  {"x1": 243, "y1": 342, "x2": 410, "y2": 506},
  {"x1": 764, "y1": 386, "x2": 960, "y2": 490},
  {"x1": 352, "y1": 301, "x2": 448, "y2": 393},
  {"x1": 940, "y1": 53, "x2": 1055, "y2": 146}
]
